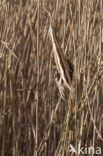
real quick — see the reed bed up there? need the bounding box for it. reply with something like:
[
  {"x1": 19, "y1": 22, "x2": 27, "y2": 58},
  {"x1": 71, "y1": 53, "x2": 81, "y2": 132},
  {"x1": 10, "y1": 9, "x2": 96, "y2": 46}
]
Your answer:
[{"x1": 0, "y1": 0, "x2": 103, "y2": 156}]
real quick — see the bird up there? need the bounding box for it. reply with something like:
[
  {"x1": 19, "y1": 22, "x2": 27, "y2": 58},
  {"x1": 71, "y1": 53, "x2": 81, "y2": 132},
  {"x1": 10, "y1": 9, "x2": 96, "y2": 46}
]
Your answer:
[
  {"x1": 53, "y1": 59, "x2": 73, "y2": 101},
  {"x1": 49, "y1": 25, "x2": 74, "y2": 101}
]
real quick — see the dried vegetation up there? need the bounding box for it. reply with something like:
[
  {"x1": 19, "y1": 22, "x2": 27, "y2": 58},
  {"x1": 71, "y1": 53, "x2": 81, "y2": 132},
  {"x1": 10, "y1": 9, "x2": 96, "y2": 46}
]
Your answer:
[{"x1": 0, "y1": 0, "x2": 103, "y2": 156}]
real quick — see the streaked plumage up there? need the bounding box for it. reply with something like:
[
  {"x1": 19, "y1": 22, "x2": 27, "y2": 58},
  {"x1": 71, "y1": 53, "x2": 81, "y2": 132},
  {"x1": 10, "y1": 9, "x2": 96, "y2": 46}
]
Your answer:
[
  {"x1": 54, "y1": 59, "x2": 73, "y2": 101},
  {"x1": 49, "y1": 25, "x2": 74, "y2": 101}
]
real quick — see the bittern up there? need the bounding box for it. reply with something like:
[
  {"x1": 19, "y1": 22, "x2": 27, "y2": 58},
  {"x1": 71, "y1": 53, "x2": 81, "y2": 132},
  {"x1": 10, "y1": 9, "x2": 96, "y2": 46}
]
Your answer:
[{"x1": 49, "y1": 25, "x2": 74, "y2": 101}]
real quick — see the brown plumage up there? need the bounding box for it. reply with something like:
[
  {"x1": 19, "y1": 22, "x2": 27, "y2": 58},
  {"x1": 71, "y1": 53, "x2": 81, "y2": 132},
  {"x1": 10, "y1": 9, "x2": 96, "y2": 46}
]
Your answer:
[{"x1": 49, "y1": 25, "x2": 74, "y2": 101}]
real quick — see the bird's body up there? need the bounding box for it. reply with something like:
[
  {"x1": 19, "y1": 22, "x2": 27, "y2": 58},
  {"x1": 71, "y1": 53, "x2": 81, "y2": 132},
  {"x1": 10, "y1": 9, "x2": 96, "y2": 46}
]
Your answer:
[
  {"x1": 54, "y1": 59, "x2": 73, "y2": 101},
  {"x1": 49, "y1": 25, "x2": 74, "y2": 102}
]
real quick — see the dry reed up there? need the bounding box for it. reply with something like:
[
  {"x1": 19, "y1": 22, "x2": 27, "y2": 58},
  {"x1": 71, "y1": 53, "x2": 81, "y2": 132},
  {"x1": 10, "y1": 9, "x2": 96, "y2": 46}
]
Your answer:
[{"x1": 0, "y1": 0, "x2": 103, "y2": 156}]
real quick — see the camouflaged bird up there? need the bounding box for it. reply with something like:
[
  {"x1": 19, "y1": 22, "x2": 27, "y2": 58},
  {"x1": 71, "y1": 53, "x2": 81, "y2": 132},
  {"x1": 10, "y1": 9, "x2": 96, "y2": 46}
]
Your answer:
[{"x1": 49, "y1": 25, "x2": 74, "y2": 101}]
